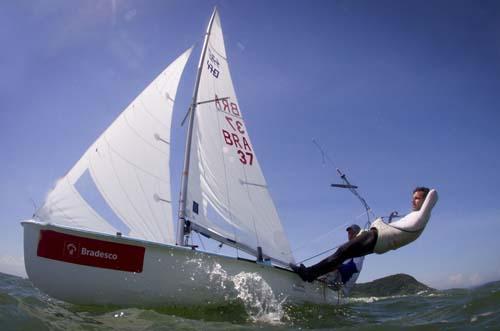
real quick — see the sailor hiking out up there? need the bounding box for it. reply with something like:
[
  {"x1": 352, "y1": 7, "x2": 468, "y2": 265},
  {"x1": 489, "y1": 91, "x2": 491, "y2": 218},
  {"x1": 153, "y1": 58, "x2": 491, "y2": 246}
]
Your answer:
[{"x1": 290, "y1": 187, "x2": 438, "y2": 282}]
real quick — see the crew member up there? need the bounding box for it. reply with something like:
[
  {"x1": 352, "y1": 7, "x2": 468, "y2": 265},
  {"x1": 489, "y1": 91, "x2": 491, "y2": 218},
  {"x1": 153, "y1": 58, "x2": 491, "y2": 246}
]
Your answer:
[
  {"x1": 291, "y1": 187, "x2": 438, "y2": 282},
  {"x1": 321, "y1": 224, "x2": 365, "y2": 296}
]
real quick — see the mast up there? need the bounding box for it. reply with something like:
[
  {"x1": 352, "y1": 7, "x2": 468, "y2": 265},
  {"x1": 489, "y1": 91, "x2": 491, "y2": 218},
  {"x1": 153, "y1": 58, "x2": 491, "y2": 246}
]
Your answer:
[{"x1": 177, "y1": 8, "x2": 218, "y2": 246}]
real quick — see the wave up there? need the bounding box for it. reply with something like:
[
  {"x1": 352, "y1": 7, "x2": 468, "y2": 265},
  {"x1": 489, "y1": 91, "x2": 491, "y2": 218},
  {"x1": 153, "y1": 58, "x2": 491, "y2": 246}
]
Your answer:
[{"x1": 1, "y1": 272, "x2": 500, "y2": 330}]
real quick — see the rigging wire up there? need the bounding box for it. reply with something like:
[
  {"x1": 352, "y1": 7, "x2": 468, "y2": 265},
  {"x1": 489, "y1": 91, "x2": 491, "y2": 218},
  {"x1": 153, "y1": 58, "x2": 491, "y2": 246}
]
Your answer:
[
  {"x1": 196, "y1": 232, "x2": 206, "y2": 251},
  {"x1": 294, "y1": 139, "x2": 378, "y2": 264},
  {"x1": 312, "y1": 139, "x2": 375, "y2": 228},
  {"x1": 298, "y1": 243, "x2": 342, "y2": 264},
  {"x1": 296, "y1": 210, "x2": 375, "y2": 263},
  {"x1": 29, "y1": 197, "x2": 38, "y2": 216},
  {"x1": 291, "y1": 222, "x2": 348, "y2": 254}
]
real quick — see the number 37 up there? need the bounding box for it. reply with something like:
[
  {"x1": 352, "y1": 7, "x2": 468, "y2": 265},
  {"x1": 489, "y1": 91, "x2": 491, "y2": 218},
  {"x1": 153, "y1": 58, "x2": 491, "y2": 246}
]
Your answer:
[{"x1": 237, "y1": 150, "x2": 253, "y2": 165}]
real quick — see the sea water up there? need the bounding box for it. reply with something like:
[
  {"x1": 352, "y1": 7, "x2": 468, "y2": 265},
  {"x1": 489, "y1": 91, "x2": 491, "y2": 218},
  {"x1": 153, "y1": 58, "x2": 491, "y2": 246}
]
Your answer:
[{"x1": 1, "y1": 272, "x2": 499, "y2": 330}]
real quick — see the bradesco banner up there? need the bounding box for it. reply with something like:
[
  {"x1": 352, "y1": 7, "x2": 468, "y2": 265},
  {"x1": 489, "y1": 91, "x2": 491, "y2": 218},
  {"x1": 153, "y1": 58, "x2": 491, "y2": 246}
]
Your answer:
[{"x1": 37, "y1": 230, "x2": 145, "y2": 272}]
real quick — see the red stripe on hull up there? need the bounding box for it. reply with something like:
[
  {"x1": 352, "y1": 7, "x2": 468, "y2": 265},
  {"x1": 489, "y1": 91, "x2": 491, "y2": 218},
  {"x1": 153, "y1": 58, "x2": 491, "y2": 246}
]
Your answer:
[{"x1": 37, "y1": 230, "x2": 145, "y2": 273}]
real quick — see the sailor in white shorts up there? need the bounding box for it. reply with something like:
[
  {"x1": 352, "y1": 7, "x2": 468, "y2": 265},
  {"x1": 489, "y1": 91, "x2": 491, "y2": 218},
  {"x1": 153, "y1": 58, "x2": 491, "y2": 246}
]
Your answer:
[{"x1": 290, "y1": 187, "x2": 438, "y2": 282}]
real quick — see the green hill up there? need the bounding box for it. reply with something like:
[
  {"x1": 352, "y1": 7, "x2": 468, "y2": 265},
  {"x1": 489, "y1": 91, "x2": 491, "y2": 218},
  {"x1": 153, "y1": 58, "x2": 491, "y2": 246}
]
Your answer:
[{"x1": 350, "y1": 273, "x2": 435, "y2": 297}]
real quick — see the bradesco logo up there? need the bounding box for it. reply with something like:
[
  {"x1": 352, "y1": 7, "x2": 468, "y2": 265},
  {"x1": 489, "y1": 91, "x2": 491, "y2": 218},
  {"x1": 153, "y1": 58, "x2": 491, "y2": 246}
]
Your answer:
[
  {"x1": 63, "y1": 241, "x2": 118, "y2": 261},
  {"x1": 38, "y1": 230, "x2": 145, "y2": 272},
  {"x1": 63, "y1": 241, "x2": 79, "y2": 258},
  {"x1": 80, "y1": 247, "x2": 118, "y2": 261}
]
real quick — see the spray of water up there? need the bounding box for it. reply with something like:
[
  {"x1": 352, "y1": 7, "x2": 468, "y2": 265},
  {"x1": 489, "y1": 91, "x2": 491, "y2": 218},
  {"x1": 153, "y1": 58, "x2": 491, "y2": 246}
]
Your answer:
[
  {"x1": 231, "y1": 272, "x2": 286, "y2": 324},
  {"x1": 186, "y1": 258, "x2": 287, "y2": 324}
]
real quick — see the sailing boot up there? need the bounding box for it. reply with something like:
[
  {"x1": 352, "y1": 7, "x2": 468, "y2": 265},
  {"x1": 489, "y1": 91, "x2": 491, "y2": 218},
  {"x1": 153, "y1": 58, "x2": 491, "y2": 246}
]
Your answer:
[{"x1": 289, "y1": 263, "x2": 316, "y2": 282}]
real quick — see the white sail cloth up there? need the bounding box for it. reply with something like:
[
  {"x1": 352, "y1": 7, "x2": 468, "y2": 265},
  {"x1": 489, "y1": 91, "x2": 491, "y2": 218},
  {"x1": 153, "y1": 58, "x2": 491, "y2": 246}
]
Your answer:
[
  {"x1": 185, "y1": 10, "x2": 294, "y2": 264},
  {"x1": 36, "y1": 49, "x2": 192, "y2": 244}
]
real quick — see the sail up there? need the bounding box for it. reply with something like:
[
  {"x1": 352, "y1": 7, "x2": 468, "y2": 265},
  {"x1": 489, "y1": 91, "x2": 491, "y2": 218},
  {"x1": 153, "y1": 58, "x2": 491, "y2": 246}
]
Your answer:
[
  {"x1": 36, "y1": 48, "x2": 192, "y2": 244},
  {"x1": 185, "y1": 10, "x2": 294, "y2": 264}
]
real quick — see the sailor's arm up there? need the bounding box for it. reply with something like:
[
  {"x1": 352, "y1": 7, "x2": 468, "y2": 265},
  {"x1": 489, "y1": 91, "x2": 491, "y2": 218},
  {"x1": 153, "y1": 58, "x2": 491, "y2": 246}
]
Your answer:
[
  {"x1": 388, "y1": 189, "x2": 439, "y2": 232},
  {"x1": 370, "y1": 189, "x2": 438, "y2": 254}
]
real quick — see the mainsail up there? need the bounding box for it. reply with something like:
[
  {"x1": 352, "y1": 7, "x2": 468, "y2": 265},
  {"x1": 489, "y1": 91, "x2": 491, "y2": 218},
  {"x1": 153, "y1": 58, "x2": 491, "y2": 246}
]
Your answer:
[
  {"x1": 36, "y1": 49, "x2": 192, "y2": 244},
  {"x1": 183, "y1": 10, "x2": 294, "y2": 265}
]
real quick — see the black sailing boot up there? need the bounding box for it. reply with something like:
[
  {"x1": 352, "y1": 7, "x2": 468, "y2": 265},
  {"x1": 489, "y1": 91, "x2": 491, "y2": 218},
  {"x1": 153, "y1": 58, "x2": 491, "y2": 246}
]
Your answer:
[{"x1": 289, "y1": 263, "x2": 316, "y2": 282}]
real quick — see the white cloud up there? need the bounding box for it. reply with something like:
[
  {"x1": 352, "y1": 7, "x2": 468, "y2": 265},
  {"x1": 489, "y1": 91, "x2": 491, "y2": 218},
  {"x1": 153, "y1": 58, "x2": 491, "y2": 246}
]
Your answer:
[
  {"x1": 449, "y1": 273, "x2": 464, "y2": 285},
  {"x1": 124, "y1": 9, "x2": 137, "y2": 22},
  {"x1": 448, "y1": 272, "x2": 484, "y2": 288},
  {"x1": 31, "y1": 1, "x2": 119, "y2": 55},
  {"x1": 111, "y1": 0, "x2": 117, "y2": 26},
  {"x1": 109, "y1": 31, "x2": 145, "y2": 70},
  {"x1": 0, "y1": 255, "x2": 27, "y2": 278}
]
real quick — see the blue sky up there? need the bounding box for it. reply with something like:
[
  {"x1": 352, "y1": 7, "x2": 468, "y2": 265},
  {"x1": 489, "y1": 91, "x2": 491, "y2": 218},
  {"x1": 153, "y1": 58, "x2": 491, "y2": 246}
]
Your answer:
[{"x1": 1, "y1": 0, "x2": 499, "y2": 289}]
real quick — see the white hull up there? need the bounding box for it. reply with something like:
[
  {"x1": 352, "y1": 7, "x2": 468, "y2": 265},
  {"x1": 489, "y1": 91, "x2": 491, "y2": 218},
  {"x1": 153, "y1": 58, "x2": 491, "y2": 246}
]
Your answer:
[{"x1": 23, "y1": 221, "x2": 342, "y2": 306}]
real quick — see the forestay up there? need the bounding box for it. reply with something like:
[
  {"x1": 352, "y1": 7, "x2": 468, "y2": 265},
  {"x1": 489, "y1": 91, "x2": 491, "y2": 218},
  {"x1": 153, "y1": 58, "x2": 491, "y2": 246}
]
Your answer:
[
  {"x1": 36, "y1": 49, "x2": 192, "y2": 244},
  {"x1": 185, "y1": 10, "x2": 294, "y2": 265}
]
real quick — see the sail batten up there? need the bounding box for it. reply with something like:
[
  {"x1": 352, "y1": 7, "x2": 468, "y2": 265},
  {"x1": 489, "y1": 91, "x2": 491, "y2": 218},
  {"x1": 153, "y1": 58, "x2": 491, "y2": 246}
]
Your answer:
[
  {"x1": 185, "y1": 9, "x2": 295, "y2": 264},
  {"x1": 36, "y1": 48, "x2": 192, "y2": 244}
]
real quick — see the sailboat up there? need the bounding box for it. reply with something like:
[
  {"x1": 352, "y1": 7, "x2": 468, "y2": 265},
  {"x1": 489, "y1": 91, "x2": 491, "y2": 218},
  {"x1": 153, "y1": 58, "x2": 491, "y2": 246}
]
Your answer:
[{"x1": 22, "y1": 9, "x2": 342, "y2": 306}]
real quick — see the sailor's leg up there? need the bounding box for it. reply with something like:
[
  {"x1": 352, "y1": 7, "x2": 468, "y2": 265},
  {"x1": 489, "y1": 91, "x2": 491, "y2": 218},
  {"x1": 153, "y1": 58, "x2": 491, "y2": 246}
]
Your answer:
[{"x1": 300, "y1": 229, "x2": 378, "y2": 281}]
